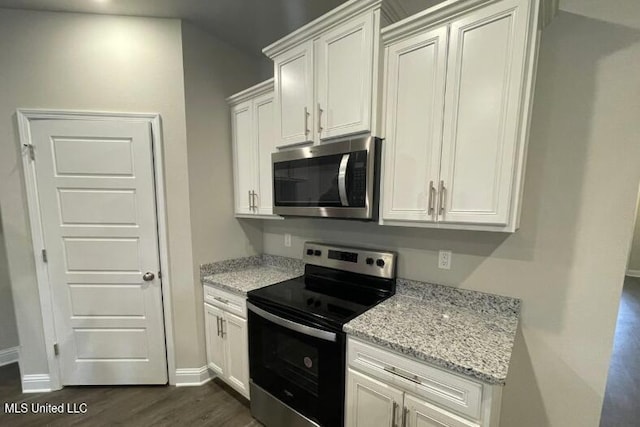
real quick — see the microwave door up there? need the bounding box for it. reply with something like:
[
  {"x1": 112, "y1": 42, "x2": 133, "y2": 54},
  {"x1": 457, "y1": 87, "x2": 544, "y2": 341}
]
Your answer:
[{"x1": 338, "y1": 154, "x2": 350, "y2": 207}]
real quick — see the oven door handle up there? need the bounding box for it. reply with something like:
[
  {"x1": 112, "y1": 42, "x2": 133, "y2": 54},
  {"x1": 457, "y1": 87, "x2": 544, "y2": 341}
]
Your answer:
[
  {"x1": 338, "y1": 153, "x2": 350, "y2": 207},
  {"x1": 247, "y1": 302, "x2": 337, "y2": 342}
]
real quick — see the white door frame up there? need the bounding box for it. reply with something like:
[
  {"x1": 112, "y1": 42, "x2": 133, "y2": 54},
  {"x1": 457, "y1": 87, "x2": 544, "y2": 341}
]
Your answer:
[{"x1": 16, "y1": 109, "x2": 177, "y2": 390}]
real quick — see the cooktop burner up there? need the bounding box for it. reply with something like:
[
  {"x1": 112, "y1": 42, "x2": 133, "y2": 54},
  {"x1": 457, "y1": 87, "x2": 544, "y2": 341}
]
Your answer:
[{"x1": 248, "y1": 242, "x2": 397, "y2": 331}]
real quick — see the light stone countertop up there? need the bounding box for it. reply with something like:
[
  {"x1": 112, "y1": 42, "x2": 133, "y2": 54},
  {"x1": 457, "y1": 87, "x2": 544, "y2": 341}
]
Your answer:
[
  {"x1": 343, "y1": 279, "x2": 521, "y2": 385},
  {"x1": 201, "y1": 254, "x2": 304, "y2": 296}
]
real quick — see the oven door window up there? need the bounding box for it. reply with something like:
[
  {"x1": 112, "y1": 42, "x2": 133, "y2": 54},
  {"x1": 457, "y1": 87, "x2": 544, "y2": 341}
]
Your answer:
[
  {"x1": 273, "y1": 150, "x2": 367, "y2": 208},
  {"x1": 248, "y1": 307, "x2": 344, "y2": 427}
]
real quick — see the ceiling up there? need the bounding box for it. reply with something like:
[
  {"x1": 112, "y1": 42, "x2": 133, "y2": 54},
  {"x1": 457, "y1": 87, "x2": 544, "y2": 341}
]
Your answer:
[{"x1": 0, "y1": 0, "x2": 438, "y2": 58}]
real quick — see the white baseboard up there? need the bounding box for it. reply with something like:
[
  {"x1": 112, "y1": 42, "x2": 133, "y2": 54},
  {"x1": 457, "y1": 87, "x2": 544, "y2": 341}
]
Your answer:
[
  {"x1": 22, "y1": 374, "x2": 52, "y2": 393},
  {"x1": 627, "y1": 269, "x2": 640, "y2": 278},
  {"x1": 175, "y1": 366, "x2": 212, "y2": 387},
  {"x1": 0, "y1": 346, "x2": 19, "y2": 367}
]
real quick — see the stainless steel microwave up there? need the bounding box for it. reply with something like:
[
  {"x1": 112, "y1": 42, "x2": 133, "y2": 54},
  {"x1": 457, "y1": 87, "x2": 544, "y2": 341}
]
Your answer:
[{"x1": 272, "y1": 136, "x2": 381, "y2": 220}]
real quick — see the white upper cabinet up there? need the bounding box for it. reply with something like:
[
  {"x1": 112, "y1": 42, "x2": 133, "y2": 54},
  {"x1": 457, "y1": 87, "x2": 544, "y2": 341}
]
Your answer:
[
  {"x1": 231, "y1": 101, "x2": 254, "y2": 216},
  {"x1": 228, "y1": 79, "x2": 280, "y2": 219},
  {"x1": 381, "y1": 0, "x2": 540, "y2": 232},
  {"x1": 274, "y1": 42, "x2": 314, "y2": 146},
  {"x1": 254, "y1": 91, "x2": 277, "y2": 215},
  {"x1": 264, "y1": 0, "x2": 402, "y2": 147},
  {"x1": 439, "y1": 0, "x2": 531, "y2": 226},
  {"x1": 316, "y1": 13, "x2": 375, "y2": 140},
  {"x1": 381, "y1": 26, "x2": 448, "y2": 223}
]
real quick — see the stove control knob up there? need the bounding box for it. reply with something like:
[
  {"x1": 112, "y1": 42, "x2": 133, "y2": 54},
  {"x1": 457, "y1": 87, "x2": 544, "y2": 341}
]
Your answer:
[
  {"x1": 314, "y1": 250, "x2": 322, "y2": 256},
  {"x1": 314, "y1": 300, "x2": 321, "y2": 307},
  {"x1": 376, "y1": 259, "x2": 386, "y2": 268},
  {"x1": 307, "y1": 298, "x2": 314, "y2": 306},
  {"x1": 306, "y1": 249, "x2": 314, "y2": 256},
  {"x1": 366, "y1": 257, "x2": 374, "y2": 265}
]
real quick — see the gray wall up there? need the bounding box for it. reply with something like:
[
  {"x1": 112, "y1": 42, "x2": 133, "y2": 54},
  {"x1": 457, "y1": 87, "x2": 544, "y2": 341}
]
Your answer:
[
  {"x1": 0, "y1": 9, "x2": 197, "y2": 375},
  {"x1": 627, "y1": 195, "x2": 640, "y2": 272},
  {"x1": 182, "y1": 22, "x2": 264, "y2": 365},
  {"x1": 0, "y1": 208, "x2": 19, "y2": 352},
  {"x1": 263, "y1": 4, "x2": 640, "y2": 427}
]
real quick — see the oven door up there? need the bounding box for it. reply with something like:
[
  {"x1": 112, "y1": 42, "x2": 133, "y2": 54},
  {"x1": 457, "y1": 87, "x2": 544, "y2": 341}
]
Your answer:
[
  {"x1": 247, "y1": 300, "x2": 345, "y2": 427},
  {"x1": 272, "y1": 137, "x2": 379, "y2": 220}
]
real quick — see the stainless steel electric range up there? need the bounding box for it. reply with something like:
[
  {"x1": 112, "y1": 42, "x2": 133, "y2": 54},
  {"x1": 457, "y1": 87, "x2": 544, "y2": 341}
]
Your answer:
[{"x1": 247, "y1": 242, "x2": 397, "y2": 427}]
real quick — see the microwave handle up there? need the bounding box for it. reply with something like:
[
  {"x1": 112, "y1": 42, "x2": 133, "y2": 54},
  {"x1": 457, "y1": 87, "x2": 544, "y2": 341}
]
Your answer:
[
  {"x1": 338, "y1": 153, "x2": 350, "y2": 207},
  {"x1": 247, "y1": 302, "x2": 337, "y2": 342}
]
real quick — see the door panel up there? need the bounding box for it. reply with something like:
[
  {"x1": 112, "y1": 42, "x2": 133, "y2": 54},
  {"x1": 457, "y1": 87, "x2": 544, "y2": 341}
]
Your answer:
[
  {"x1": 223, "y1": 311, "x2": 249, "y2": 397},
  {"x1": 275, "y1": 42, "x2": 314, "y2": 146},
  {"x1": 31, "y1": 118, "x2": 167, "y2": 385},
  {"x1": 346, "y1": 368, "x2": 404, "y2": 427},
  {"x1": 439, "y1": 0, "x2": 530, "y2": 225},
  {"x1": 232, "y1": 101, "x2": 256, "y2": 215},
  {"x1": 205, "y1": 303, "x2": 226, "y2": 376},
  {"x1": 317, "y1": 13, "x2": 374, "y2": 139},
  {"x1": 254, "y1": 92, "x2": 277, "y2": 216},
  {"x1": 405, "y1": 394, "x2": 479, "y2": 427},
  {"x1": 382, "y1": 26, "x2": 448, "y2": 222}
]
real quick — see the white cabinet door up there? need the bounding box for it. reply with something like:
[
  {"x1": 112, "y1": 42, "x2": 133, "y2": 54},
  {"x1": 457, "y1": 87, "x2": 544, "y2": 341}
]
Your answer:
[
  {"x1": 317, "y1": 13, "x2": 374, "y2": 140},
  {"x1": 346, "y1": 368, "x2": 404, "y2": 427},
  {"x1": 231, "y1": 101, "x2": 256, "y2": 215},
  {"x1": 439, "y1": 0, "x2": 531, "y2": 225},
  {"x1": 382, "y1": 26, "x2": 448, "y2": 223},
  {"x1": 222, "y1": 311, "x2": 250, "y2": 398},
  {"x1": 254, "y1": 92, "x2": 276, "y2": 216},
  {"x1": 204, "y1": 303, "x2": 226, "y2": 376},
  {"x1": 405, "y1": 394, "x2": 480, "y2": 427},
  {"x1": 274, "y1": 41, "x2": 314, "y2": 146}
]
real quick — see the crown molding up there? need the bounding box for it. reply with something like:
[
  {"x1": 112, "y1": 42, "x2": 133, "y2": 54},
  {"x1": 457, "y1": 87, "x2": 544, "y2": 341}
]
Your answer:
[
  {"x1": 226, "y1": 78, "x2": 274, "y2": 105},
  {"x1": 263, "y1": 0, "x2": 384, "y2": 58}
]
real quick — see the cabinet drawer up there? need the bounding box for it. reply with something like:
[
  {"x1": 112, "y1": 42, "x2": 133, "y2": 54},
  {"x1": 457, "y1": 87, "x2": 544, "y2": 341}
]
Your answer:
[
  {"x1": 203, "y1": 285, "x2": 246, "y2": 319},
  {"x1": 347, "y1": 338, "x2": 483, "y2": 421}
]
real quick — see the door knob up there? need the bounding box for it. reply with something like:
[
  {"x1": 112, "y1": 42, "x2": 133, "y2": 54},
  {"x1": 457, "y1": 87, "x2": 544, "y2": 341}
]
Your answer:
[{"x1": 143, "y1": 272, "x2": 155, "y2": 282}]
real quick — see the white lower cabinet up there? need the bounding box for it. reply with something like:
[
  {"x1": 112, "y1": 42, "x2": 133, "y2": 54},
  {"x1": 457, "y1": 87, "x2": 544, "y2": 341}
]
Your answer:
[
  {"x1": 346, "y1": 338, "x2": 501, "y2": 427},
  {"x1": 203, "y1": 285, "x2": 250, "y2": 399}
]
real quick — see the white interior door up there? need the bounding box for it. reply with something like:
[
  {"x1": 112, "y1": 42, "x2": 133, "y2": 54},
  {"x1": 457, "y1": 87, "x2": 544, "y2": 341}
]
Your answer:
[
  {"x1": 382, "y1": 25, "x2": 448, "y2": 223},
  {"x1": 439, "y1": 0, "x2": 530, "y2": 225},
  {"x1": 30, "y1": 118, "x2": 167, "y2": 385}
]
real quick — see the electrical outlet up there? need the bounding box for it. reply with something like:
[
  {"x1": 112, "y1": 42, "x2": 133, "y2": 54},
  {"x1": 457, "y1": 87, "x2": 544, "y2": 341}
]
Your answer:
[
  {"x1": 438, "y1": 250, "x2": 452, "y2": 270},
  {"x1": 284, "y1": 233, "x2": 292, "y2": 247}
]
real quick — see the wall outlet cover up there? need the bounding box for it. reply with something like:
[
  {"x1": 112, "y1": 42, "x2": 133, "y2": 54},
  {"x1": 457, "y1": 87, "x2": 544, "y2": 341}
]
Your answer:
[
  {"x1": 284, "y1": 233, "x2": 292, "y2": 247},
  {"x1": 438, "y1": 250, "x2": 452, "y2": 270}
]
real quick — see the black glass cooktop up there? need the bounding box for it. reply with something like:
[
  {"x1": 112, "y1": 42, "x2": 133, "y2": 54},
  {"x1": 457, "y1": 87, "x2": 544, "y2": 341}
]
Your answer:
[{"x1": 247, "y1": 265, "x2": 395, "y2": 331}]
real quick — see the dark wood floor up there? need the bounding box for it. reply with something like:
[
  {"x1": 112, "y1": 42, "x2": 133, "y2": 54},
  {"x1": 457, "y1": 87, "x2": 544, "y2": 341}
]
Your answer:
[
  {"x1": 0, "y1": 363, "x2": 259, "y2": 426},
  {"x1": 600, "y1": 275, "x2": 640, "y2": 427}
]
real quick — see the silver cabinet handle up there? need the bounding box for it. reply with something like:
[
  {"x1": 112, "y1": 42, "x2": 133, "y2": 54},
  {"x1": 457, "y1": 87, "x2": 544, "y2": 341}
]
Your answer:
[
  {"x1": 214, "y1": 296, "x2": 229, "y2": 305},
  {"x1": 384, "y1": 366, "x2": 421, "y2": 384},
  {"x1": 252, "y1": 191, "x2": 256, "y2": 211},
  {"x1": 402, "y1": 407, "x2": 409, "y2": 427},
  {"x1": 216, "y1": 316, "x2": 221, "y2": 337},
  {"x1": 392, "y1": 401, "x2": 399, "y2": 427},
  {"x1": 428, "y1": 180, "x2": 435, "y2": 215},
  {"x1": 248, "y1": 190, "x2": 252, "y2": 211},
  {"x1": 304, "y1": 106, "x2": 310, "y2": 137},
  {"x1": 338, "y1": 153, "x2": 350, "y2": 207},
  {"x1": 221, "y1": 319, "x2": 226, "y2": 338},
  {"x1": 439, "y1": 180, "x2": 446, "y2": 215},
  {"x1": 317, "y1": 103, "x2": 323, "y2": 134}
]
